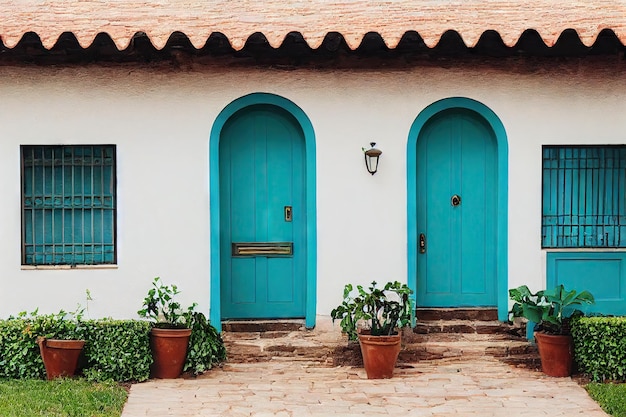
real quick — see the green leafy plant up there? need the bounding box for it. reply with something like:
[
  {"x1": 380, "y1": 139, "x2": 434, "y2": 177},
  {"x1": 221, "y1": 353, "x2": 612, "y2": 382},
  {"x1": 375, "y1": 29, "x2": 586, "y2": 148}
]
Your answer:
[
  {"x1": 0, "y1": 308, "x2": 89, "y2": 379},
  {"x1": 0, "y1": 315, "x2": 152, "y2": 382},
  {"x1": 330, "y1": 281, "x2": 413, "y2": 341},
  {"x1": 0, "y1": 314, "x2": 47, "y2": 379},
  {"x1": 183, "y1": 312, "x2": 227, "y2": 375},
  {"x1": 20, "y1": 307, "x2": 87, "y2": 340},
  {"x1": 81, "y1": 319, "x2": 152, "y2": 382},
  {"x1": 137, "y1": 277, "x2": 197, "y2": 329},
  {"x1": 509, "y1": 284, "x2": 595, "y2": 335},
  {"x1": 572, "y1": 316, "x2": 626, "y2": 382}
]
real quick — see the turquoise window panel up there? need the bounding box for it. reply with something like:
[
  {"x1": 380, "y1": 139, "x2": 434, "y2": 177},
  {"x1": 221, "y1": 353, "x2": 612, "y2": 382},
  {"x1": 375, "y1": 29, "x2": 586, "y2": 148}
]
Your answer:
[
  {"x1": 547, "y1": 252, "x2": 626, "y2": 316},
  {"x1": 542, "y1": 146, "x2": 626, "y2": 248},
  {"x1": 21, "y1": 145, "x2": 116, "y2": 265}
]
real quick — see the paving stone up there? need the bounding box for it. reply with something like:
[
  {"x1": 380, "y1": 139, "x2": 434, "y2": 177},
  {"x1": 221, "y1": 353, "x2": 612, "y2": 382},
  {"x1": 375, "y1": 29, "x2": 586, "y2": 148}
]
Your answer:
[{"x1": 121, "y1": 357, "x2": 609, "y2": 417}]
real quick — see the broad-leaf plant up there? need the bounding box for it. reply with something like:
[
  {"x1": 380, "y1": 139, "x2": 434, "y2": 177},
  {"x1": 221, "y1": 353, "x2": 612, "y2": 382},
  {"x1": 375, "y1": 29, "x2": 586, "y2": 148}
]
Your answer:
[
  {"x1": 509, "y1": 284, "x2": 595, "y2": 335},
  {"x1": 331, "y1": 281, "x2": 413, "y2": 341}
]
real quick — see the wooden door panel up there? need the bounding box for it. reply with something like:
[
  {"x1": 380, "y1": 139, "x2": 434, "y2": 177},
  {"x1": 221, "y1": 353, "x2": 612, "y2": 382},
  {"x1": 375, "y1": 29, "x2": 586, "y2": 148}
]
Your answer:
[
  {"x1": 220, "y1": 106, "x2": 306, "y2": 319},
  {"x1": 417, "y1": 109, "x2": 497, "y2": 307}
]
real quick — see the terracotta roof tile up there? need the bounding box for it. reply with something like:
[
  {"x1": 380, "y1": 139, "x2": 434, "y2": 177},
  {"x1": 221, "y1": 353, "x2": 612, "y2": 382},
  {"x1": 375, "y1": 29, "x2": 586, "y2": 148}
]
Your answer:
[{"x1": 1, "y1": 0, "x2": 625, "y2": 50}]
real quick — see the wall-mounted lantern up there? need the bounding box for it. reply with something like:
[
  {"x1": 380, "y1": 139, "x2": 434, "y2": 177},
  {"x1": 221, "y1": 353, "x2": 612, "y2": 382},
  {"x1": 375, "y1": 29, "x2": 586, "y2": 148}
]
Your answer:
[{"x1": 364, "y1": 142, "x2": 382, "y2": 175}]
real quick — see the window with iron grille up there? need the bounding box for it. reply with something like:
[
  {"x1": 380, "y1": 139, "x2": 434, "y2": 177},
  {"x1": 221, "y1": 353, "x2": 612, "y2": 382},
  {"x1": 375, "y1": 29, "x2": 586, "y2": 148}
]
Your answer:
[
  {"x1": 21, "y1": 145, "x2": 116, "y2": 265},
  {"x1": 542, "y1": 145, "x2": 626, "y2": 248}
]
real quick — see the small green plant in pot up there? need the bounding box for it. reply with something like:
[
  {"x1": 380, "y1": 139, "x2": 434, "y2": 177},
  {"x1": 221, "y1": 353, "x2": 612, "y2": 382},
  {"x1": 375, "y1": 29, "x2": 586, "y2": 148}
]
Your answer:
[
  {"x1": 24, "y1": 308, "x2": 87, "y2": 380},
  {"x1": 138, "y1": 277, "x2": 197, "y2": 379},
  {"x1": 509, "y1": 284, "x2": 595, "y2": 377},
  {"x1": 138, "y1": 277, "x2": 197, "y2": 329},
  {"x1": 331, "y1": 281, "x2": 413, "y2": 379}
]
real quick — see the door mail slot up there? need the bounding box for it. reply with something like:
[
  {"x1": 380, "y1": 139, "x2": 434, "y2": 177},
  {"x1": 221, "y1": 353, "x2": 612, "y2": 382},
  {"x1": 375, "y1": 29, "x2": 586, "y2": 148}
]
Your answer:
[{"x1": 232, "y1": 242, "x2": 293, "y2": 256}]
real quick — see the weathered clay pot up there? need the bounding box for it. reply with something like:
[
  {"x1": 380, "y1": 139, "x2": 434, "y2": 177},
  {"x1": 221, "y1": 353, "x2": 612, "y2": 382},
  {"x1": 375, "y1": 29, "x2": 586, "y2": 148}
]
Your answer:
[
  {"x1": 358, "y1": 331, "x2": 401, "y2": 379},
  {"x1": 37, "y1": 337, "x2": 85, "y2": 380},
  {"x1": 535, "y1": 332, "x2": 573, "y2": 377},
  {"x1": 150, "y1": 327, "x2": 192, "y2": 379}
]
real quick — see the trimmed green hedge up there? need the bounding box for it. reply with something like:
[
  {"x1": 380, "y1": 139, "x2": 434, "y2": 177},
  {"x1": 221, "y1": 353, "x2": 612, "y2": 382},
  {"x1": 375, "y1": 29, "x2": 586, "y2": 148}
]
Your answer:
[
  {"x1": 0, "y1": 313, "x2": 152, "y2": 382},
  {"x1": 81, "y1": 320, "x2": 152, "y2": 382},
  {"x1": 0, "y1": 312, "x2": 226, "y2": 382},
  {"x1": 572, "y1": 316, "x2": 626, "y2": 382}
]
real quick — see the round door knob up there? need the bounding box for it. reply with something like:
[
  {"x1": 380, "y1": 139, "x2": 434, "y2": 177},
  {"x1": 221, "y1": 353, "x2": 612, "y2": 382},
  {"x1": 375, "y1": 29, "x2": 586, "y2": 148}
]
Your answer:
[{"x1": 451, "y1": 194, "x2": 461, "y2": 206}]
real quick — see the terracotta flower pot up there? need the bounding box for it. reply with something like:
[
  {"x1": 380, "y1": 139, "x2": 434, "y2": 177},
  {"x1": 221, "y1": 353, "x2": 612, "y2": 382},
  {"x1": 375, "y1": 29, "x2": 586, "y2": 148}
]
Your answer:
[
  {"x1": 37, "y1": 337, "x2": 85, "y2": 380},
  {"x1": 150, "y1": 327, "x2": 192, "y2": 379},
  {"x1": 534, "y1": 332, "x2": 573, "y2": 377},
  {"x1": 358, "y1": 331, "x2": 401, "y2": 379}
]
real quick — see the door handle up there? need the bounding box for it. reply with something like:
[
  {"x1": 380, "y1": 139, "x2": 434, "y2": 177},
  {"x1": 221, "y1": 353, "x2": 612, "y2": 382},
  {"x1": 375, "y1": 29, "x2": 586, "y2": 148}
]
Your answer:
[
  {"x1": 419, "y1": 233, "x2": 426, "y2": 254},
  {"x1": 284, "y1": 206, "x2": 292, "y2": 222}
]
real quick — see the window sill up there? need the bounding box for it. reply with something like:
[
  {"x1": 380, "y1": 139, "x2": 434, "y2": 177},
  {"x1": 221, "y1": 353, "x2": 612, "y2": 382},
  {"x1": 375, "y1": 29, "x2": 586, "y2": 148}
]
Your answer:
[
  {"x1": 21, "y1": 264, "x2": 118, "y2": 270},
  {"x1": 543, "y1": 248, "x2": 626, "y2": 252}
]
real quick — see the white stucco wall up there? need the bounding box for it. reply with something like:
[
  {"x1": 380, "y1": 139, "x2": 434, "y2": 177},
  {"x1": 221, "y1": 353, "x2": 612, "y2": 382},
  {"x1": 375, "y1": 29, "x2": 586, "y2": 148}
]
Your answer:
[{"x1": 0, "y1": 62, "x2": 624, "y2": 322}]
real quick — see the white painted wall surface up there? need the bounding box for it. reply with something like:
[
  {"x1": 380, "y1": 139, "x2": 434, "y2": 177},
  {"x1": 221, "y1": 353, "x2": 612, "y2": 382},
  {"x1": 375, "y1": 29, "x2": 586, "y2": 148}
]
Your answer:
[{"x1": 0, "y1": 63, "x2": 624, "y2": 322}]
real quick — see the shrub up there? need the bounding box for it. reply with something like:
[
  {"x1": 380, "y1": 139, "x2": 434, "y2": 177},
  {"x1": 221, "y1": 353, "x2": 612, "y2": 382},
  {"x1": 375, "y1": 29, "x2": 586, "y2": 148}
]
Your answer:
[
  {"x1": 572, "y1": 316, "x2": 626, "y2": 382},
  {"x1": 0, "y1": 311, "x2": 226, "y2": 381},
  {"x1": 0, "y1": 314, "x2": 151, "y2": 382},
  {"x1": 81, "y1": 319, "x2": 152, "y2": 382},
  {"x1": 0, "y1": 316, "x2": 44, "y2": 379},
  {"x1": 0, "y1": 310, "x2": 86, "y2": 379},
  {"x1": 184, "y1": 312, "x2": 227, "y2": 376}
]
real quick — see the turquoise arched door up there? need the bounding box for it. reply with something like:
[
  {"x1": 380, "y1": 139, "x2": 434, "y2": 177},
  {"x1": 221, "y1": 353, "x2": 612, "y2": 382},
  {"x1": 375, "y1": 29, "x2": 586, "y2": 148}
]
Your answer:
[
  {"x1": 416, "y1": 108, "x2": 498, "y2": 306},
  {"x1": 219, "y1": 105, "x2": 306, "y2": 319}
]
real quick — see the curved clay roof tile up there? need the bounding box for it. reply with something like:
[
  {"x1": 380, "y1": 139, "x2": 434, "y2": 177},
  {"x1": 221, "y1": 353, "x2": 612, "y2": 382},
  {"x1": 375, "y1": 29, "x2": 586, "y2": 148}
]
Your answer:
[{"x1": 1, "y1": 0, "x2": 625, "y2": 50}]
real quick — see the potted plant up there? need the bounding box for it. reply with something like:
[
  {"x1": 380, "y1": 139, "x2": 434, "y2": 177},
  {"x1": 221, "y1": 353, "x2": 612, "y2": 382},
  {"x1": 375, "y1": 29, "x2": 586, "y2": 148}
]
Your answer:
[
  {"x1": 138, "y1": 277, "x2": 197, "y2": 379},
  {"x1": 330, "y1": 281, "x2": 413, "y2": 379},
  {"x1": 509, "y1": 284, "x2": 595, "y2": 377},
  {"x1": 21, "y1": 308, "x2": 86, "y2": 380}
]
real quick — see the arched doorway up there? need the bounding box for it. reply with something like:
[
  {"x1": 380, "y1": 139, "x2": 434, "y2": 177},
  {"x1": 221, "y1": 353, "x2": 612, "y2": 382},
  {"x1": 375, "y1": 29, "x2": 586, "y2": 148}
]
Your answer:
[
  {"x1": 407, "y1": 98, "x2": 509, "y2": 320},
  {"x1": 209, "y1": 93, "x2": 317, "y2": 330}
]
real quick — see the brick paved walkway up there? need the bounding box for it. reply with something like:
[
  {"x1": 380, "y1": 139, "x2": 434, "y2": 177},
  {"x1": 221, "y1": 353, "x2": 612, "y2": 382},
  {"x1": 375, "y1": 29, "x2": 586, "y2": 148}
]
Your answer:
[
  {"x1": 122, "y1": 359, "x2": 607, "y2": 417},
  {"x1": 120, "y1": 357, "x2": 608, "y2": 416}
]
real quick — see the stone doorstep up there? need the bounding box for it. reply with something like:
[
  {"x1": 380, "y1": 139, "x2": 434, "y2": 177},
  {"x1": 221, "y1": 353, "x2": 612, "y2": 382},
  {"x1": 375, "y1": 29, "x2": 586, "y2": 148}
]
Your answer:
[
  {"x1": 222, "y1": 319, "x2": 305, "y2": 333},
  {"x1": 224, "y1": 333, "x2": 538, "y2": 366},
  {"x1": 414, "y1": 320, "x2": 524, "y2": 335},
  {"x1": 221, "y1": 312, "x2": 539, "y2": 368},
  {"x1": 403, "y1": 340, "x2": 537, "y2": 358},
  {"x1": 416, "y1": 307, "x2": 499, "y2": 321},
  {"x1": 406, "y1": 332, "x2": 525, "y2": 343},
  {"x1": 500, "y1": 354, "x2": 543, "y2": 370}
]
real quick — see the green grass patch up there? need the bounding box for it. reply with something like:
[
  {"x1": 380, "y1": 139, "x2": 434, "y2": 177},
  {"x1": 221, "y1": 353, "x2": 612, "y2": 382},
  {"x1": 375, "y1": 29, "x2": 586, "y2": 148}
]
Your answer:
[
  {"x1": 587, "y1": 382, "x2": 626, "y2": 417},
  {"x1": 0, "y1": 378, "x2": 127, "y2": 417}
]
